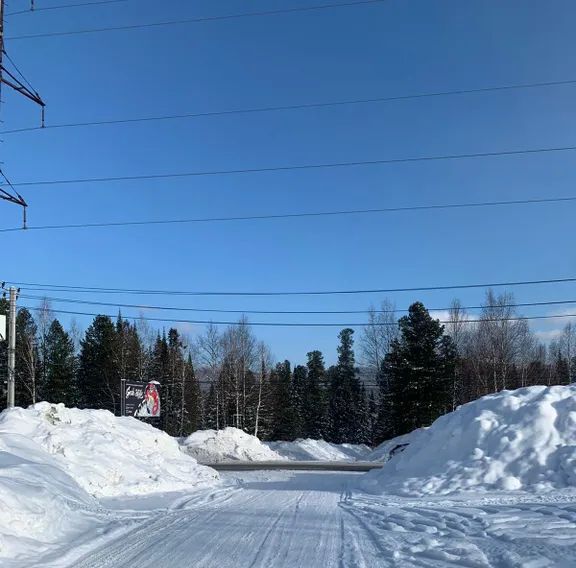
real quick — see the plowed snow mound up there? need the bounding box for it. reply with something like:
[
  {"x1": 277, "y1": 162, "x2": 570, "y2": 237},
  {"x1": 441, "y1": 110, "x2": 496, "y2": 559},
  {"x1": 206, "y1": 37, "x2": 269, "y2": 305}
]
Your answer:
[
  {"x1": 0, "y1": 403, "x2": 218, "y2": 498},
  {"x1": 0, "y1": 432, "x2": 98, "y2": 560},
  {"x1": 367, "y1": 429, "x2": 426, "y2": 462},
  {"x1": 267, "y1": 439, "x2": 371, "y2": 461},
  {"x1": 181, "y1": 428, "x2": 283, "y2": 462},
  {"x1": 362, "y1": 385, "x2": 576, "y2": 496}
]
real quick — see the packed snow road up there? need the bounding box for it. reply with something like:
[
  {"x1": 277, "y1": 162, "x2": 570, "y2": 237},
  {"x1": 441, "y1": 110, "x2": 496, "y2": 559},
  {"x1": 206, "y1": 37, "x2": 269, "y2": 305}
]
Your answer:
[{"x1": 34, "y1": 471, "x2": 576, "y2": 568}]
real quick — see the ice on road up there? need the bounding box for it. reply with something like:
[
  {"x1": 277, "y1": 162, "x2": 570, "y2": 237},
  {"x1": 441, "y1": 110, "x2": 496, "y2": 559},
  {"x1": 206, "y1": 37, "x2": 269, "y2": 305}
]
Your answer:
[{"x1": 44, "y1": 471, "x2": 576, "y2": 568}]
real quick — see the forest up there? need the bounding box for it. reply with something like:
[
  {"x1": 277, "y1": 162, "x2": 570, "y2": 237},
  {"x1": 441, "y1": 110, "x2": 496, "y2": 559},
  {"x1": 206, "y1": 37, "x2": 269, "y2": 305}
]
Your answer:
[{"x1": 1, "y1": 290, "x2": 573, "y2": 445}]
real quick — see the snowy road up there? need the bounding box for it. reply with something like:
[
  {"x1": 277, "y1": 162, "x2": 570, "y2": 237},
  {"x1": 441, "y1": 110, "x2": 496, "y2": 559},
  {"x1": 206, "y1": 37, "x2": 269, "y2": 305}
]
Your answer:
[{"x1": 36, "y1": 471, "x2": 576, "y2": 568}]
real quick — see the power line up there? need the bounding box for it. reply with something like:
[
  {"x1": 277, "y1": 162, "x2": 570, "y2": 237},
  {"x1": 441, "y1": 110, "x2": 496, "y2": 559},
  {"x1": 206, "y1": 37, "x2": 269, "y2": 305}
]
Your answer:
[
  {"x1": 9, "y1": 144, "x2": 576, "y2": 188},
  {"x1": 0, "y1": 195, "x2": 574, "y2": 233},
  {"x1": 17, "y1": 304, "x2": 576, "y2": 327},
  {"x1": 6, "y1": 0, "x2": 131, "y2": 16},
  {"x1": 17, "y1": 292, "x2": 576, "y2": 315},
  {"x1": 8, "y1": 276, "x2": 576, "y2": 297},
  {"x1": 7, "y1": 0, "x2": 389, "y2": 40},
  {"x1": 4, "y1": 77, "x2": 576, "y2": 135}
]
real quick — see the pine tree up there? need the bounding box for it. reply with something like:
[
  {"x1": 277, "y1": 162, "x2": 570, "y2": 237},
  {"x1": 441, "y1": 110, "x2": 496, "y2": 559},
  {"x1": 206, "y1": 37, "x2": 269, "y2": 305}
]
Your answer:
[
  {"x1": 328, "y1": 329, "x2": 362, "y2": 443},
  {"x1": 290, "y1": 365, "x2": 307, "y2": 439},
  {"x1": 269, "y1": 361, "x2": 295, "y2": 440},
  {"x1": 381, "y1": 302, "x2": 456, "y2": 437},
  {"x1": 43, "y1": 320, "x2": 77, "y2": 407},
  {"x1": 78, "y1": 315, "x2": 119, "y2": 412},
  {"x1": 302, "y1": 350, "x2": 327, "y2": 439},
  {"x1": 181, "y1": 355, "x2": 202, "y2": 435}
]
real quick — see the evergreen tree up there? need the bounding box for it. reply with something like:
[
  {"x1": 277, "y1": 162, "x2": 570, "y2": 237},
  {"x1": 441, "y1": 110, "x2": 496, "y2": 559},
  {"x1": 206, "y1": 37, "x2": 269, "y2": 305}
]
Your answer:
[
  {"x1": 181, "y1": 355, "x2": 202, "y2": 435},
  {"x1": 328, "y1": 329, "x2": 363, "y2": 443},
  {"x1": 269, "y1": 361, "x2": 295, "y2": 440},
  {"x1": 381, "y1": 302, "x2": 456, "y2": 437},
  {"x1": 78, "y1": 315, "x2": 118, "y2": 412},
  {"x1": 290, "y1": 365, "x2": 307, "y2": 438},
  {"x1": 302, "y1": 350, "x2": 327, "y2": 439},
  {"x1": 43, "y1": 320, "x2": 77, "y2": 406}
]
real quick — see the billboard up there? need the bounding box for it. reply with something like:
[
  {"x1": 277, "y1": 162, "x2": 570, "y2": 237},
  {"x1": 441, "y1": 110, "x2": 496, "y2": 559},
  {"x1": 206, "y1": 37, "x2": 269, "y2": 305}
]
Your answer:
[{"x1": 124, "y1": 381, "x2": 161, "y2": 418}]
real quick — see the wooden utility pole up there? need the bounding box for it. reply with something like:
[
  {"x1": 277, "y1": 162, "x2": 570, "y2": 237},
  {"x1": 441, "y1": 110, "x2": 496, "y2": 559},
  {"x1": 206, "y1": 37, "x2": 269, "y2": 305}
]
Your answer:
[{"x1": 6, "y1": 287, "x2": 16, "y2": 408}]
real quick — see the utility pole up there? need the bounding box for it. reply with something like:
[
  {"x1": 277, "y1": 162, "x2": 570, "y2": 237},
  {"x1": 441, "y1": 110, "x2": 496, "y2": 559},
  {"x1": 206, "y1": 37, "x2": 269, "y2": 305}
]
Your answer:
[{"x1": 6, "y1": 286, "x2": 16, "y2": 408}]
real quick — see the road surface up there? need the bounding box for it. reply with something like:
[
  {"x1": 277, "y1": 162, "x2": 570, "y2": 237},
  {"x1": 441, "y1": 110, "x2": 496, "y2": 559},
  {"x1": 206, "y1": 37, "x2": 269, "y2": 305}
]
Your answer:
[
  {"x1": 40, "y1": 470, "x2": 576, "y2": 568},
  {"x1": 203, "y1": 460, "x2": 383, "y2": 471}
]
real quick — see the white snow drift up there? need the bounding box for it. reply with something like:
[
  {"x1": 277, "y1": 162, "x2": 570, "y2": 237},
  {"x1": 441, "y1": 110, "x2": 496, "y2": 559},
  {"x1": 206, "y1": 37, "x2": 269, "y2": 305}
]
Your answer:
[
  {"x1": 0, "y1": 403, "x2": 219, "y2": 498},
  {"x1": 267, "y1": 439, "x2": 371, "y2": 462},
  {"x1": 0, "y1": 403, "x2": 219, "y2": 562},
  {"x1": 362, "y1": 385, "x2": 576, "y2": 496},
  {"x1": 0, "y1": 432, "x2": 98, "y2": 560},
  {"x1": 181, "y1": 427, "x2": 283, "y2": 462}
]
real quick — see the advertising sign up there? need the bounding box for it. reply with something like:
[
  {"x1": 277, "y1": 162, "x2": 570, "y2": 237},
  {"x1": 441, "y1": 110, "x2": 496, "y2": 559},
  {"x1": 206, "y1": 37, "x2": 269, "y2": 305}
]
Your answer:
[{"x1": 124, "y1": 381, "x2": 161, "y2": 418}]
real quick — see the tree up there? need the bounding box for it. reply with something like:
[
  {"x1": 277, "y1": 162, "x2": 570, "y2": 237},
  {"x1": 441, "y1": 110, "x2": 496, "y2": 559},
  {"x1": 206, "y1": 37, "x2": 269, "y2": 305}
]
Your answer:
[
  {"x1": 269, "y1": 361, "x2": 295, "y2": 440},
  {"x1": 302, "y1": 350, "x2": 327, "y2": 439},
  {"x1": 43, "y1": 320, "x2": 77, "y2": 406},
  {"x1": 15, "y1": 308, "x2": 39, "y2": 406},
  {"x1": 361, "y1": 300, "x2": 398, "y2": 381},
  {"x1": 381, "y1": 302, "x2": 456, "y2": 438},
  {"x1": 327, "y1": 329, "x2": 363, "y2": 443},
  {"x1": 78, "y1": 316, "x2": 118, "y2": 412}
]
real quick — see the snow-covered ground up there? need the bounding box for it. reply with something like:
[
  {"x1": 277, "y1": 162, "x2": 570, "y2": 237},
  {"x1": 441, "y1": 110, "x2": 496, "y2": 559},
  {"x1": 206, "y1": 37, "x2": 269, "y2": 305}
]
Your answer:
[
  {"x1": 5, "y1": 385, "x2": 576, "y2": 566},
  {"x1": 181, "y1": 427, "x2": 284, "y2": 462},
  {"x1": 14, "y1": 470, "x2": 576, "y2": 568},
  {"x1": 0, "y1": 403, "x2": 218, "y2": 564},
  {"x1": 267, "y1": 439, "x2": 372, "y2": 462}
]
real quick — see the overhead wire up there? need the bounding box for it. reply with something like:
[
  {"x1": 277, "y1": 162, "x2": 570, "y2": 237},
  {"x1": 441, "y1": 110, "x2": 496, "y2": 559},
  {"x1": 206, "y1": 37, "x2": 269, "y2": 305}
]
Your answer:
[
  {"x1": 8, "y1": 144, "x2": 576, "y2": 188},
  {"x1": 3, "y1": 77, "x2": 576, "y2": 135},
  {"x1": 0, "y1": 195, "x2": 574, "y2": 233},
  {"x1": 16, "y1": 304, "x2": 576, "y2": 327},
  {"x1": 7, "y1": 276, "x2": 576, "y2": 297},
  {"x1": 6, "y1": 0, "x2": 131, "y2": 16},
  {"x1": 6, "y1": 0, "x2": 390, "y2": 40},
  {"x1": 16, "y1": 292, "x2": 576, "y2": 316}
]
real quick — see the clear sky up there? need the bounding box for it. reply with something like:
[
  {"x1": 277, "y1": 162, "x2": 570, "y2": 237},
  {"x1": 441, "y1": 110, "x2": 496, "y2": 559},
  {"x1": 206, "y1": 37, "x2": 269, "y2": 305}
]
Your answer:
[{"x1": 1, "y1": 0, "x2": 575, "y2": 364}]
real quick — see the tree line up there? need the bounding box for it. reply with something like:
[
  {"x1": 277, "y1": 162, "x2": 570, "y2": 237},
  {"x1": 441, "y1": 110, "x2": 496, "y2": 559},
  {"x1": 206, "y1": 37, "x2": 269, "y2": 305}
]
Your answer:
[{"x1": 0, "y1": 290, "x2": 573, "y2": 444}]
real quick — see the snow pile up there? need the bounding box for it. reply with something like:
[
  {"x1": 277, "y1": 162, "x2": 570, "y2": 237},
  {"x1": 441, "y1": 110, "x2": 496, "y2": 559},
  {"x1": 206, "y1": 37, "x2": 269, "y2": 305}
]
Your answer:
[
  {"x1": 366, "y1": 429, "x2": 426, "y2": 462},
  {"x1": 181, "y1": 428, "x2": 283, "y2": 462},
  {"x1": 267, "y1": 439, "x2": 371, "y2": 462},
  {"x1": 0, "y1": 403, "x2": 218, "y2": 498},
  {"x1": 362, "y1": 385, "x2": 576, "y2": 496},
  {"x1": 0, "y1": 431, "x2": 98, "y2": 559}
]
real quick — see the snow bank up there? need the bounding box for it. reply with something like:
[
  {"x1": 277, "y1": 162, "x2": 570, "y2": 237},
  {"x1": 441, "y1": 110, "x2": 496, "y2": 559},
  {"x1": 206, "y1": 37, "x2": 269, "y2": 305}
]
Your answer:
[
  {"x1": 267, "y1": 439, "x2": 371, "y2": 462},
  {"x1": 0, "y1": 431, "x2": 98, "y2": 560},
  {"x1": 366, "y1": 429, "x2": 426, "y2": 462},
  {"x1": 362, "y1": 385, "x2": 576, "y2": 496},
  {"x1": 0, "y1": 403, "x2": 218, "y2": 498},
  {"x1": 181, "y1": 428, "x2": 283, "y2": 462}
]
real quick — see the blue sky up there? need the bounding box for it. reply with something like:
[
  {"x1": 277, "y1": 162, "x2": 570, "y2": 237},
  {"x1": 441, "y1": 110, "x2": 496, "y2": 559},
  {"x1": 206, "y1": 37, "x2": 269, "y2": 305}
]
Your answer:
[{"x1": 1, "y1": 0, "x2": 576, "y2": 364}]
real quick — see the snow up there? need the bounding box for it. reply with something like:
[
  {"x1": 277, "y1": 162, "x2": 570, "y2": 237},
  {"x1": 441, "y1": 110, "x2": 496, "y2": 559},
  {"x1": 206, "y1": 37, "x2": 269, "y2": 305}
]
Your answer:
[
  {"x1": 0, "y1": 403, "x2": 218, "y2": 498},
  {"x1": 181, "y1": 427, "x2": 283, "y2": 462},
  {"x1": 266, "y1": 439, "x2": 371, "y2": 462},
  {"x1": 42, "y1": 471, "x2": 576, "y2": 568},
  {"x1": 366, "y1": 428, "x2": 426, "y2": 462},
  {"x1": 0, "y1": 403, "x2": 219, "y2": 564},
  {"x1": 362, "y1": 385, "x2": 576, "y2": 496},
  {"x1": 0, "y1": 431, "x2": 99, "y2": 561}
]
